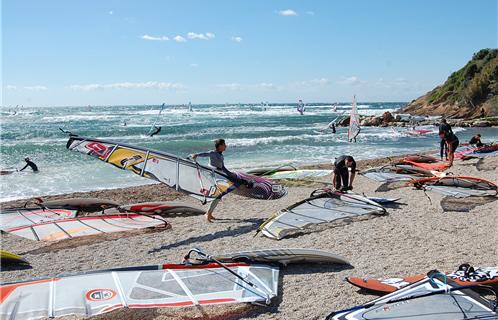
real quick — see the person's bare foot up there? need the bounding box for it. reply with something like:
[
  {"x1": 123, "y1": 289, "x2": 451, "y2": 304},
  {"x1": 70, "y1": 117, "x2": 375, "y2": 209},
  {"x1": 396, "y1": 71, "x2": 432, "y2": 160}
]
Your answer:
[{"x1": 205, "y1": 213, "x2": 214, "y2": 223}]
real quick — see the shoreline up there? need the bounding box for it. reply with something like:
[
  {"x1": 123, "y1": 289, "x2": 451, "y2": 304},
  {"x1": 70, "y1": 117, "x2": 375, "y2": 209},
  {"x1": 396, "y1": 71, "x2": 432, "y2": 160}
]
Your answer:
[{"x1": 0, "y1": 150, "x2": 436, "y2": 207}]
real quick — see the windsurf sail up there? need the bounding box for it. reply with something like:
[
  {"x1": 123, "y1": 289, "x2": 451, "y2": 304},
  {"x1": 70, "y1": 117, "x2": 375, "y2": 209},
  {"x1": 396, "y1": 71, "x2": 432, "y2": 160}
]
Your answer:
[
  {"x1": 258, "y1": 189, "x2": 386, "y2": 240},
  {"x1": 328, "y1": 276, "x2": 498, "y2": 319},
  {"x1": 0, "y1": 261, "x2": 279, "y2": 320},
  {"x1": 360, "y1": 164, "x2": 436, "y2": 182},
  {"x1": 30, "y1": 198, "x2": 119, "y2": 213},
  {"x1": 188, "y1": 101, "x2": 193, "y2": 112},
  {"x1": 324, "y1": 110, "x2": 346, "y2": 130},
  {"x1": 4, "y1": 213, "x2": 168, "y2": 241},
  {"x1": 116, "y1": 202, "x2": 204, "y2": 216},
  {"x1": 0, "y1": 208, "x2": 77, "y2": 230},
  {"x1": 347, "y1": 265, "x2": 498, "y2": 295},
  {"x1": 348, "y1": 95, "x2": 360, "y2": 142},
  {"x1": 411, "y1": 176, "x2": 498, "y2": 198},
  {"x1": 212, "y1": 248, "x2": 350, "y2": 266},
  {"x1": 297, "y1": 99, "x2": 305, "y2": 115},
  {"x1": 265, "y1": 169, "x2": 333, "y2": 180},
  {"x1": 147, "y1": 103, "x2": 165, "y2": 136},
  {"x1": 66, "y1": 135, "x2": 286, "y2": 202}
]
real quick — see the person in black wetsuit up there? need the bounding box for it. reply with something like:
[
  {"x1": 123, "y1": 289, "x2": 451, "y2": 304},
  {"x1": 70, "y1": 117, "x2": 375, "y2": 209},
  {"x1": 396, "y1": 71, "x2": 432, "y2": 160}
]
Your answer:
[
  {"x1": 192, "y1": 139, "x2": 252, "y2": 222},
  {"x1": 438, "y1": 119, "x2": 452, "y2": 160},
  {"x1": 439, "y1": 130, "x2": 459, "y2": 167},
  {"x1": 469, "y1": 134, "x2": 483, "y2": 147},
  {"x1": 333, "y1": 155, "x2": 356, "y2": 192},
  {"x1": 19, "y1": 157, "x2": 39, "y2": 172},
  {"x1": 149, "y1": 126, "x2": 161, "y2": 137}
]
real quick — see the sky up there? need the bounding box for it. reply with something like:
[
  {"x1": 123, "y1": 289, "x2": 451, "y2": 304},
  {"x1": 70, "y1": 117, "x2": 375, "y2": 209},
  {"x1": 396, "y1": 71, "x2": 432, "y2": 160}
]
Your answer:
[{"x1": 1, "y1": 0, "x2": 497, "y2": 106}]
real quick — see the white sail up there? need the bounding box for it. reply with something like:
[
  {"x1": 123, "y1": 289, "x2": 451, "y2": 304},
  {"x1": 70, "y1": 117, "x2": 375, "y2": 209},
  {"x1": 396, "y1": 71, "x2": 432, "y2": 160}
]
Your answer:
[
  {"x1": 348, "y1": 96, "x2": 360, "y2": 142},
  {"x1": 147, "y1": 103, "x2": 165, "y2": 135}
]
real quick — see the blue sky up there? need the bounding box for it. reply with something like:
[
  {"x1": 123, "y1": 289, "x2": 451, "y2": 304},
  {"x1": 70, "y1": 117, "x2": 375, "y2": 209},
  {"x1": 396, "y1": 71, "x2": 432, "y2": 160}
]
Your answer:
[{"x1": 2, "y1": 0, "x2": 497, "y2": 106}]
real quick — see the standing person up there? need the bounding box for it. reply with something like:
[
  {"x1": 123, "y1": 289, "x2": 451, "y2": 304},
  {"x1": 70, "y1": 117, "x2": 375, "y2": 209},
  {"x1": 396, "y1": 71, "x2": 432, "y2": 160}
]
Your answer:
[
  {"x1": 19, "y1": 157, "x2": 39, "y2": 172},
  {"x1": 438, "y1": 119, "x2": 452, "y2": 160},
  {"x1": 191, "y1": 139, "x2": 251, "y2": 222},
  {"x1": 469, "y1": 134, "x2": 484, "y2": 147},
  {"x1": 439, "y1": 131, "x2": 459, "y2": 167},
  {"x1": 331, "y1": 123, "x2": 336, "y2": 134},
  {"x1": 332, "y1": 155, "x2": 356, "y2": 192}
]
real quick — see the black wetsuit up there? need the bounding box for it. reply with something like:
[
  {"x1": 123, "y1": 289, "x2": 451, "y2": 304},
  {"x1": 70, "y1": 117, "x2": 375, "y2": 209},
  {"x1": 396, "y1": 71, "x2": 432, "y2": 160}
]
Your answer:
[
  {"x1": 469, "y1": 136, "x2": 483, "y2": 147},
  {"x1": 149, "y1": 126, "x2": 161, "y2": 137},
  {"x1": 20, "y1": 160, "x2": 38, "y2": 172},
  {"x1": 439, "y1": 123, "x2": 453, "y2": 159},
  {"x1": 334, "y1": 155, "x2": 356, "y2": 190},
  {"x1": 331, "y1": 123, "x2": 336, "y2": 134},
  {"x1": 444, "y1": 131, "x2": 459, "y2": 153}
]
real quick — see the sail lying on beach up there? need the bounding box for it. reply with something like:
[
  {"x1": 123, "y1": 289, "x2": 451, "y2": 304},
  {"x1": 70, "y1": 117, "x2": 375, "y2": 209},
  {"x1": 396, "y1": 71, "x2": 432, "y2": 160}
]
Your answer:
[
  {"x1": 360, "y1": 164, "x2": 436, "y2": 182},
  {"x1": 4, "y1": 213, "x2": 168, "y2": 241},
  {"x1": 327, "y1": 276, "x2": 498, "y2": 320},
  {"x1": 0, "y1": 208, "x2": 77, "y2": 230},
  {"x1": 411, "y1": 176, "x2": 498, "y2": 198},
  {"x1": 0, "y1": 262, "x2": 279, "y2": 320},
  {"x1": 348, "y1": 95, "x2": 360, "y2": 142},
  {"x1": 259, "y1": 189, "x2": 386, "y2": 240},
  {"x1": 66, "y1": 135, "x2": 287, "y2": 202}
]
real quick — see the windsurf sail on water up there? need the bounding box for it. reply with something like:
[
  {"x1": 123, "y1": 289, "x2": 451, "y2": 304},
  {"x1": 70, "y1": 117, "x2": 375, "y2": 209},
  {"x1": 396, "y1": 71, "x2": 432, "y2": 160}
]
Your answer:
[
  {"x1": 327, "y1": 276, "x2": 498, "y2": 319},
  {"x1": 147, "y1": 103, "x2": 165, "y2": 136},
  {"x1": 258, "y1": 189, "x2": 386, "y2": 240},
  {"x1": 4, "y1": 213, "x2": 168, "y2": 241},
  {"x1": 348, "y1": 95, "x2": 360, "y2": 142},
  {"x1": 411, "y1": 176, "x2": 498, "y2": 198},
  {"x1": 66, "y1": 135, "x2": 286, "y2": 202},
  {"x1": 0, "y1": 261, "x2": 279, "y2": 320},
  {"x1": 297, "y1": 99, "x2": 305, "y2": 115}
]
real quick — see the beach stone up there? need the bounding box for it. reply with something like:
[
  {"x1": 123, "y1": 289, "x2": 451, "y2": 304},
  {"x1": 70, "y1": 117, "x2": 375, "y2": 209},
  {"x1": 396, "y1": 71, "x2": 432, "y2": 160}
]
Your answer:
[
  {"x1": 472, "y1": 120, "x2": 490, "y2": 127},
  {"x1": 382, "y1": 111, "x2": 395, "y2": 123}
]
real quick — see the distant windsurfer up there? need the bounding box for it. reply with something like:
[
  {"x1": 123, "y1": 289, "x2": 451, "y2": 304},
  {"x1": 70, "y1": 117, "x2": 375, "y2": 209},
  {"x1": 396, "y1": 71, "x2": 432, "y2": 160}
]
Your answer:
[
  {"x1": 19, "y1": 157, "x2": 38, "y2": 172},
  {"x1": 330, "y1": 123, "x2": 336, "y2": 133},
  {"x1": 469, "y1": 134, "x2": 483, "y2": 147},
  {"x1": 439, "y1": 130, "x2": 459, "y2": 167},
  {"x1": 297, "y1": 99, "x2": 305, "y2": 115},
  {"x1": 149, "y1": 126, "x2": 161, "y2": 137},
  {"x1": 192, "y1": 139, "x2": 252, "y2": 222},
  {"x1": 333, "y1": 155, "x2": 356, "y2": 192},
  {"x1": 438, "y1": 119, "x2": 452, "y2": 160}
]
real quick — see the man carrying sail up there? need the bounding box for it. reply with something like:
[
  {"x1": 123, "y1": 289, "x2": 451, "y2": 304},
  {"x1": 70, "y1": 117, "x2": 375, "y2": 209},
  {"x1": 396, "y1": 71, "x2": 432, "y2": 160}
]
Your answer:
[
  {"x1": 333, "y1": 155, "x2": 356, "y2": 192},
  {"x1": 191, "y1": 139, "x2": 252, "y2": 222}
]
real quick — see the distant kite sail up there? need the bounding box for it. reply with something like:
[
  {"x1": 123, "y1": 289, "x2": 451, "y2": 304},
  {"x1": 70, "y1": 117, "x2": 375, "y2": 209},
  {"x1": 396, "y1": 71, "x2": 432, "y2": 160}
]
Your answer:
[
  {"x1": 0, "y1": 261, "x2": 279, "y2": 320},
  {"x1": 259, "y1": 189, "x2": 386, "y2": 240},
  {"x1": 348, "y1": 96, "x2": 360, "y2": 142},
  {"x1": 4, "y1": 213, "x2": 168, "y2": 241}
]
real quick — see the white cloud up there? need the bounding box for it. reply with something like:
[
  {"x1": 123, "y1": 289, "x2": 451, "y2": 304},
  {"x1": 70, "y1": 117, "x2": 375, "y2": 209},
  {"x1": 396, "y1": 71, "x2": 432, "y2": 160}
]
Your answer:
[
  {"x1": 109, "y1": 10, "x2": 113, "y2": 15},
  {"x1": 68, "y1": 81, "x2": 185, "y2": 91},
  {"x1": 337, "y1": 76, "x2": 363, "y2": 85},
  {"x1": 173, "y1": 35, "x2": 187, "y2": 42},
  {"x1": 294, "y1": 78, "x2": 330, "y2": 88},
  {"x1": 216, "y1": 83, "x2": 242, "y2": 91},
  {"x1": 141, "y1": 34, "x2": 169, "y2": 41},
  {"x1": 306, "y1": 11, "x2": 315, "y2": 15},
  {"x1": 256, "y1": 83, "x2": 278, "y2": 90},
  {"x1": 5, "y1": 85, "x2": 17, "y2": 90},
  {"x1": 24, "y1": 85, "x2": 48, "y2": 91},
  {"x1": 278, "y1": 9, "x2": 298, "y2": 16},
  {"x1": 187, "y1": 32, "x2": 215, "y2": 40},
  {"x1": 231, "y1": 36, "x2": 243, "y2": 43},
  {"x1": 189, "y1": 63, "x2": 199, "y2": 67}
]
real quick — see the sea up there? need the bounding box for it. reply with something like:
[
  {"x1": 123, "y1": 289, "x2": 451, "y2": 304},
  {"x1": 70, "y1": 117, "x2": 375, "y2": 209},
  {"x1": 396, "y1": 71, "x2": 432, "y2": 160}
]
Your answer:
[{"x1": 2, "y1": 103, "x2": 498, "y2": 202}]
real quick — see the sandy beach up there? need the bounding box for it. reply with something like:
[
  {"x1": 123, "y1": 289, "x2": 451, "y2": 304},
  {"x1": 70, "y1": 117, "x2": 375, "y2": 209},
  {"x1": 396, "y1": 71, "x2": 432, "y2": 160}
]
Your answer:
[{"x1": 1, "y1": 152, "x2": 497, "y2": 319}]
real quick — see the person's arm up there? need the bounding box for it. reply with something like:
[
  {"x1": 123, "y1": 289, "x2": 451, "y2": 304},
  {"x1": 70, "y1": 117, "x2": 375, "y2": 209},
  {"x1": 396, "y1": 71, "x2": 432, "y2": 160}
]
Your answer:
[
  {"x1": 332, "y1": 173, "x2": 337, "y2": 189},
  {"x1": 19, "y1": 164, "x2": 28, "y2": 172},
  {"x1": 349, "y1": 172, "x2": 356, "y2": 189},
  {"x1": 191, "y1": 151, "x2": 211, "y2": 160}
]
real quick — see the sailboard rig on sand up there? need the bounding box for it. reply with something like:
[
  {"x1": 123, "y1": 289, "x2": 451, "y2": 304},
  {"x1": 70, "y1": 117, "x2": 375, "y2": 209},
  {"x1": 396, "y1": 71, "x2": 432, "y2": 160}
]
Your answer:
[
  {"x1": 3, "y1": 213, "x2": 168, "y2": 241},
  {"x1": 66, "y1": 135, "x2": 287, "y2": 203},
  {"x1": 258, "y1": 189, "x2": 386, "y2": 240},
  {"x1": 348, "y1": 96, "x2": 360, "y2": 142},
  {"x1": 360, "y1": 164, "x2": 439, "y2": 183},
  {"x1": 147, "y1": 103, "x2": 165, "y2": 136},
  {"x1": 411, "y1": 176, "x2": 498, "y2": 198},
  {"x1": 327, "y1": 275, "x2": 498, "y2": 319},
  {"x1": 0, "y1": 258, "x2": 279, "y2": 320},
  {"x1": 0, "y1": 208, "x2": 78, "y2": 230}
]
